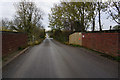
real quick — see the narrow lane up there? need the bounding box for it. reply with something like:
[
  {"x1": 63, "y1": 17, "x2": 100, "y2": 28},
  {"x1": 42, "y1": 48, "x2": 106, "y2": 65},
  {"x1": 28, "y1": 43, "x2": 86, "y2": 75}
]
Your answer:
[{"x1": 3, "y1": 38, "x2": 118, "y2": 78}]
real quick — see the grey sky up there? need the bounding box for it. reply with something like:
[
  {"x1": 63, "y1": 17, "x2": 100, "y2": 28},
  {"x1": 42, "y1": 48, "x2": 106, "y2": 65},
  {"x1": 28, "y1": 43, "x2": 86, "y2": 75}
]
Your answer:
[
  {"x1": 0, "y1": 0, "x2": 118, "y2": 31},
  {"x1": 0, "y1": 0, "x2": 60, "y2": 31}
]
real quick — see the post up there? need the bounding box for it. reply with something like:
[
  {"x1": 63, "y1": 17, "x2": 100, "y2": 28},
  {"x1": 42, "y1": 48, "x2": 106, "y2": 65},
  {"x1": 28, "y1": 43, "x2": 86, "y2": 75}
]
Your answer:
[{"x1": 110, "y1": 26, "x2": 112, "y2": 30}]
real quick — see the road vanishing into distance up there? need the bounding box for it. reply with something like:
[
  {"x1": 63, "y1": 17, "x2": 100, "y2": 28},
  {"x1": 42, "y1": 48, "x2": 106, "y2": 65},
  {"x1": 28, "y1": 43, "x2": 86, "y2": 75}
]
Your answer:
[{"x1": 3, "y1": 38, "x2": 118, "y2": 78}]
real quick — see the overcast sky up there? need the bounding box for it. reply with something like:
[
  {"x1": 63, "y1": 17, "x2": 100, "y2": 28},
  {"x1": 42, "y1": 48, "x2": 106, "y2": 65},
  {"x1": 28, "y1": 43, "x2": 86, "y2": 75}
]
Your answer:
[{"x1": 0, "y1": 0, "x2": 118, "y2": 31}]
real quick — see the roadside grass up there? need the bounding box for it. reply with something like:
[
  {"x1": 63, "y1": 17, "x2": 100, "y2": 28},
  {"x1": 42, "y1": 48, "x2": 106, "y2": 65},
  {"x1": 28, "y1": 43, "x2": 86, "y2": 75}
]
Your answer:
[
  {"x1": 28, "y1": 38, "x2": 45, "y2": 46},
  {"x1": 69, "y1": 44, "x2": 82, "y2": 47}
]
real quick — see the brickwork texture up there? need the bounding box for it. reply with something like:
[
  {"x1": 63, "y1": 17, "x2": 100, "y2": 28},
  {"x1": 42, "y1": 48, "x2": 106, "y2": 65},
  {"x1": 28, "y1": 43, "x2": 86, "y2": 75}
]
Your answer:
[
  {"x1": 2, "y1": 31, "x2": 27, "y2": 57},
  {"x1": 69, "y1": 32, "x2": 119, "y2": 57}
]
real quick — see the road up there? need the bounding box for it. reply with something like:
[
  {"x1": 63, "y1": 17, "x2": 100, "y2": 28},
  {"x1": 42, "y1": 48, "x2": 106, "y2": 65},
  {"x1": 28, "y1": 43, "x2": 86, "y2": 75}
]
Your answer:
[{"x1": 3, "y1": 38, "x2": 118, "y2": 78}]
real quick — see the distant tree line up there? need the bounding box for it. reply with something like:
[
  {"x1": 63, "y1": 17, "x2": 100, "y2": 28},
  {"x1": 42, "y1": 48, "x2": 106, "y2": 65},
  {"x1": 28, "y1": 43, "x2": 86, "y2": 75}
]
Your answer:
[
  {"x1": 48, "y1": 1, "x2": 120, "y2": 32},
  {"x1": 2, "y1": 0, "x2": 45, "y2": 43}
]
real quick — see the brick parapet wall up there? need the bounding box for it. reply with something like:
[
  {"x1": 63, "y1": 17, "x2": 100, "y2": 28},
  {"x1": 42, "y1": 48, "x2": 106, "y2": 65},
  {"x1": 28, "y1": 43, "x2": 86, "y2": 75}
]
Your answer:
[
  {"x1": 2, "y1": 31, "x2": 28, "y2": 57},
  {"x1": 82, "y1": 33, "x2": 119, "y2": 57}
]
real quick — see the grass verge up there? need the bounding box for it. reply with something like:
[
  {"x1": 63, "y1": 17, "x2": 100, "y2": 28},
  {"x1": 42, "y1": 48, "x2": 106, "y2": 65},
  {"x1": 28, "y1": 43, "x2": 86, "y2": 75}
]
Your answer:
[{"x1": 28, "y1": 38, "x2": 45, "y2": 46}]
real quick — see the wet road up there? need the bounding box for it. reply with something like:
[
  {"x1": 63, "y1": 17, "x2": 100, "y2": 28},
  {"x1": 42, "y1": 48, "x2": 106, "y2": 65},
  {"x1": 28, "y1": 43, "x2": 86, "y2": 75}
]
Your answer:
[{"x1": 3, "y1": 38, "x2": 118, "y2": 78}]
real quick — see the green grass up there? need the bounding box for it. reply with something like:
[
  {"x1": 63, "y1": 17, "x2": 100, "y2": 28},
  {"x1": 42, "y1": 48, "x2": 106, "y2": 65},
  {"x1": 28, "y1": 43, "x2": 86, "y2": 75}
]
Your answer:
[
  {"x1": 69, "y1": 44, "x2": 82, "y2": 47},
  {"x1": 28, "y1": 38, "x2": 45, "y2": 46}
]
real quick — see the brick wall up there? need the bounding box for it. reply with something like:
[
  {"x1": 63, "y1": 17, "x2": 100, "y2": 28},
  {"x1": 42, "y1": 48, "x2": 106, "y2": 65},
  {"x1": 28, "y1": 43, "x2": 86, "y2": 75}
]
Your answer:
[
  {"x1": 2, "y1": 31, "x2": 28, "y2": 57},
  {"x1": 82, "y1": 33, "x2": 119, "y2": 57}
]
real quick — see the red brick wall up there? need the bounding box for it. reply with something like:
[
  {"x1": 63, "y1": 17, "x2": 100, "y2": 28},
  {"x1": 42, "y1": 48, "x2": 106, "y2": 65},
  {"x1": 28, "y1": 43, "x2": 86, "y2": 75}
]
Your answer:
[
  {"x1": 82, "y1": 33, "x2": 119, "y2": 57},
  {"x1": 2, "y1": 31, "x2": 28, "y2": 57}
]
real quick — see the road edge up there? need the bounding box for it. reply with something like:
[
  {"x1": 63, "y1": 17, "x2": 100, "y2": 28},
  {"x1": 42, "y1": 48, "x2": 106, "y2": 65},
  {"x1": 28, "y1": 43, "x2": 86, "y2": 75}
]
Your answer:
[
  {"x1": 2, "y1": 47, "x2": 30, "y2": 68},
  {"x1": 53, "y1": 39, "x2": 120, "y2": 62}
]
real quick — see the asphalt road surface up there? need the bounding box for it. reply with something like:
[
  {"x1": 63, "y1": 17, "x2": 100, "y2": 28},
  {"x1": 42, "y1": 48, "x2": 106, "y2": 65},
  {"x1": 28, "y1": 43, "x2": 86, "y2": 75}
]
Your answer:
[{"x1": 3, "y1": 38, "x2": 119, "y2": 78}]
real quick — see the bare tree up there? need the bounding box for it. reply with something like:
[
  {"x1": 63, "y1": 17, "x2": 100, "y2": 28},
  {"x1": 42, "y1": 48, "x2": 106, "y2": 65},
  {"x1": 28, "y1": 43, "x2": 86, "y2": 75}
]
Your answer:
[
  {"x1": 13, "y1": 0, "x2": 44, "y2": 41},
  {"x1": 108, "y1": 2, "x2": 120, "y2": 25},
  {"x1": 2, "y1": 18, "x2": 9, "y2": 30}
]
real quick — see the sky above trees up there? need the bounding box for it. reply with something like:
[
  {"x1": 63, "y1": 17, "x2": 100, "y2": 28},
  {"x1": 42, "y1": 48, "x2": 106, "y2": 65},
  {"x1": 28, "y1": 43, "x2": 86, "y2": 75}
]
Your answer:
[{"x1": 0, "y1": 0, "x2": 118, "y2": 31}]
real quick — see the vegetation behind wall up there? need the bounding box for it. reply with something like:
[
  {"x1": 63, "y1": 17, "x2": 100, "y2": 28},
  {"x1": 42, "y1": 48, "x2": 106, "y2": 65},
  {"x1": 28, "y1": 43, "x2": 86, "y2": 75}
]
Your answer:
[{"x1": 49, "y1": 29, "x2": 73, "y2": 43}]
